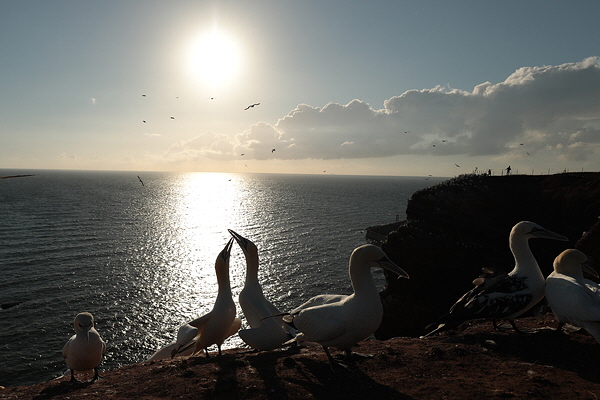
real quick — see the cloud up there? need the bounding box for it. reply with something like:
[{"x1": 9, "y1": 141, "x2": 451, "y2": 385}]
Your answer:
[{"x1": 165, "y1": 57, "x2": 600, "y2": 163}]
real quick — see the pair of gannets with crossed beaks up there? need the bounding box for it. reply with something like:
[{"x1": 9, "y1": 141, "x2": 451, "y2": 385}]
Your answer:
[
  {"x1": 423, "y1": 221, "x2": 568, "y2": 338},
  {"x1": 228, "y1": 229, "x2": 296, "y2": 350},
  {"x1": 280, "y1": 244, "x2": 409, "y2": 371},
  {"x1": 546, "y1": 249, "x2": 600, "y2": 342},
  {"x1": 149, "y1": 239, "x2": 241, "y2": 360},
  {"x1": 62, "y1": 312, "x2": 106, "y2": 383}
]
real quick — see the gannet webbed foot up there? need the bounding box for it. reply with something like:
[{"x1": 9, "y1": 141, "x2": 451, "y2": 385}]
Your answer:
[
  {"x1": 91, "y1": 367, "x2": 103, "y2": 382},
  {"x1": 324, "y1": 347, "x2": 356, "y2": 373},
  {"x1": 69, "y1": 370, "x2": 81, "y2": 383},
  {"x1": 493, "y1": 320, "x2": 538, "y2": 334}
]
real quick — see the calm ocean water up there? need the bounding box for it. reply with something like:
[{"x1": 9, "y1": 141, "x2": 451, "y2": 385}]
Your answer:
[{"x1": 0, "y1": 169, "x2": 444, "y2": 387}]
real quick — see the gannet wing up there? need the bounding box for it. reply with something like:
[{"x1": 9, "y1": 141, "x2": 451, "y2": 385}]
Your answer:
[
  {"x1": 62, "y1": 335, "x2": 74, "y2": 359},
  {"x1": 293, "y1": 306, "x2": 346, "y2": 343},
  {"x1": 290, "y1": 294, "x2": 347, "y2": 315},
  {"x1": 450, "y1": 272, "x2": 532, "y2": 319},
  {"x1": 239, "y1": 323, "x2": 293, "y2": 350}
]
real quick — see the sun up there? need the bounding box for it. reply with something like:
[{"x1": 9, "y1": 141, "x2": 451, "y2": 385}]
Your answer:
[{"x1": 189, "y1": 29, "x2": 241, "y2": 90}]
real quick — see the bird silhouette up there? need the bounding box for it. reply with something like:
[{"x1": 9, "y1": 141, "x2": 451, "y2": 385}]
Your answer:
[{"x1": 245, "y1": 103, "x2": 260, "y2": 110}]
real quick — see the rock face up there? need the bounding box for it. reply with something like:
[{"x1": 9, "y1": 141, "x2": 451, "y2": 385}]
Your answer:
[{"x1": 376, "y1": 172, "x2": 600, "y2": 339}]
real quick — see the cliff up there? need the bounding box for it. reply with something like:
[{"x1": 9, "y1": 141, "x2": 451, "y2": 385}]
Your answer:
[{"x1": 376, "y1": 172, "x2": 600, "y2": 339}]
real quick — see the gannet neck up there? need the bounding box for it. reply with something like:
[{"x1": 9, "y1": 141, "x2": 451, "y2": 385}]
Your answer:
[
  {"x1": 509, "y1": 235, "x2": 539, "y2": 274},
  {"x1": 349, "y1": 263, "x2": 378, "y2": 298},
  {"x1": 243, "y1": 254, "x2": 260, "y2": 285}
]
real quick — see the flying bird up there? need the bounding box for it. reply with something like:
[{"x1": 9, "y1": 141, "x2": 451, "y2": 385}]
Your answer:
[
  {"x1": 170, "y1": 116, "x2": 175, "y2": 119},
  {"x1": 423, "y1": 221, "x2": 568, "y2": 337},
  {"x1": 545, "y1": 249, "x2": 600, "y2": 342},
  {"x1": 455, "y1": 164, "x2": 460, "y2": 167},
  {"x1": 280, "y1": 244, "x2": 409, "y2": 371},
  {"x1": 271, "y1": 148, "x2": 276, "y2": 153},
  {"x1": 245, "y1": 103, "x2": 260, "y2": 110},
  {"x1": 142, "y1": 94, "x2": 146, "y2": 97},
  {"x1": 62, "y1": 312, "x2": 106, "y2": 383},
  {"x1": 137, "y1": 175, "x2": 144, "y2": 186}
]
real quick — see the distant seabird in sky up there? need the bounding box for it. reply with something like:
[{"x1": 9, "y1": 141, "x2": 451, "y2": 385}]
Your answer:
[
  {"x1": 62, "y1": 312, "x2": 106, "y2": 383},
  {"x1": 423, "y1": 221, "x2": 568, "y2": 337},
  {"x1": 281, "y1": 244, "x2": 409, "y2": 371},
  {"x1": 455, "y1": 163, "x2": 460, "y2": 167},
  {"x1": 545, "y1": 249, "x2": 600, "y2": 342},
  {"x1": 137, "y1": 175, "x2": 144, "y2": 186},
  {"x1": 228, "y1": 229, "x2": 295, "y2": 350},
  {"x1": 189, "y1": 238, "x2": 241, "y2": 357},
  {"x1": 271, "y1": 148, "x2": 276, "y2": 153},
  {"x1": 170, "y1": 116, "x2": 175, "y2": 119},
  {"x1": 244, "y1": 103, "x2": 260, "y2": 110}
]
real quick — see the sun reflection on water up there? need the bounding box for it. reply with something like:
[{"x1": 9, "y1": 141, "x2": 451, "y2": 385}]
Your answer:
[{"x1": 144, "y1": 172, "x2": 251, "y2": 350}]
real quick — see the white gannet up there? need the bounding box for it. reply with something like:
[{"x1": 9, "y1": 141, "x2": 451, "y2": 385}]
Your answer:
[
  {"x1": 147, "y1": 323, "x2": 198, "y2": 360},
  {"x1": 281, "y1": 244, "x2": 409, "y2": 370},
  {"x1": 190, "y1": 238, "x2": 242, "y2": 357},
  {"x1": 424, "y1": 221, "x2": 568, "y2": 337},
  {"x1": 545, "y1": 249, "x2": 600, "y2": 342},
  {"x1": 228, "y1": 229, "x2": 294, "y2": 350},
  {"x1": 62, "y1": 312, "x2": 106, "y2": 383}
]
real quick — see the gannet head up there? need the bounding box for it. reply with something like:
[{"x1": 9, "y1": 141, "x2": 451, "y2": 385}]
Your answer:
[
  {"x1": 511, "y1": 221, "x2": 569, "y2": 242},
  {"x1": 218, "y1": 237, "x2": 235, "y2": 263},
  {"x1": 228, "y1": 229, "x2": 258, "y2": 257},
  {"x1": 554, "y1": 248, "x2": 598, "y2": 278},
  {"x1": 73, "y1": 312, "x2": 94, "y2": 342},
  {"x1": 351, "y1": 244, "x2": 409, "y2": 279}
]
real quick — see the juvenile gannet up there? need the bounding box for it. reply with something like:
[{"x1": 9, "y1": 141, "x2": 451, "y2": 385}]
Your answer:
[
  {"x1": 190, "y1": 238, "x2": 242, "y2": 357},
  {"x1": 62, "y1": 312, "x2": 106, "y2": 383},
  {"x1": 228, "y1": 229, "x2": 294, "y2": 350},
  {"x1": 545, "y1": 249, "x2": 600, "y2": 342},
  {"x1": 424, "y1": 221, "x2": 568, "y2": 337},
  {"x1": 282, "y1": 244, "x2": 409, "y2": 370}
]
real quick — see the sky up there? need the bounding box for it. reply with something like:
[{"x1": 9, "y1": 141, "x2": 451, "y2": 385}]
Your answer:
[{"x1": 2, "y1": 0, "x2": 600, "y2": 177}]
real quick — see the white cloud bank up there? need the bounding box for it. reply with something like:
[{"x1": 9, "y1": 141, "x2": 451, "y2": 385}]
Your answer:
[{"x1": 166, "y1": 57, "x2": 600, "y2": 164}]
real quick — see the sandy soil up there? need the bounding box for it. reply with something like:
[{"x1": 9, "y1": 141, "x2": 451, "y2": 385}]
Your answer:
[{"x1": 2, "y1": 314, "x2": 600, "y2": 400}]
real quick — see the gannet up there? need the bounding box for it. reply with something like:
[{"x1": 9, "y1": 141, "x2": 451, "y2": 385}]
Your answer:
[
  {"x1": 545, "y1": 249, "x2": 600, "y2": 342},
  {"x1": 190, "y1": 238, "x2": 242, "y2": 357},
  {"x1": 281, "y1": 244, "x2": 409, "y2": 370},
  {"x1": 147, "y1": 323, "x2": 198, "y2": 360},
  {"x1": 62, "y1": 312, "x2": 106, "y2": 383},
  {"x1": 244, "y1": 103, "x2": 260, "y2": 110},
  {"x1": 424, "y1": 221, "x2": 568, "y2": 337},
  {"x1": 228, "y1": 229, "x2": 294, "y2": 350}
]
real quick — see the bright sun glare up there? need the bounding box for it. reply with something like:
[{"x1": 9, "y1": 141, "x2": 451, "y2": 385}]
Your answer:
[{"x1": 190, "y1": 29, "x2": 241, "y2": 90}]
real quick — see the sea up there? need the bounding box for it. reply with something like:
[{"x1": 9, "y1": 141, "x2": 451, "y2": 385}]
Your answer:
[{"x1": 0, "y1": 169, "x2": 445, "y2": 387}]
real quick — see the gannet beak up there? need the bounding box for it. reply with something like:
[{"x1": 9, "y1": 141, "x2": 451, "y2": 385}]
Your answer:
[
  {"x1": 228, "y1": 229, "x2": 250, "y2": 250},
  {"x1": 582, "y1": 261, "x2": 599, "y2": 278},
  {"x1": 530, "y1": 226, "x2": 568, "y2": 241},
  {"x1": 377, "y1": 256, "x2": 409, "y2": 279},
  {"x1": 219, "y1": 238, "x2": 235, "y2": 262}
]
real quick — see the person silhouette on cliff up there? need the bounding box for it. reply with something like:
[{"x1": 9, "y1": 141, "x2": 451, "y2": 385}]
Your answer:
[{"x1": 506, "y1": 165, "x2": 512, "y2": 175}]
